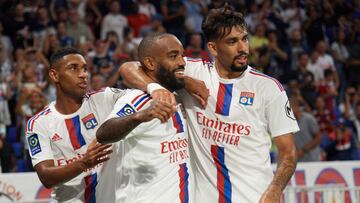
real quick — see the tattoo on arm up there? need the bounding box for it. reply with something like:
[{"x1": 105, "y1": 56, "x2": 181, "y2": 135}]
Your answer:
[
  {"x1": 271, "y1": 150, "x2": 297, "y2": 191},
  {"x1": 96, "y1": 114, "x2": 142, "y2": 144}
]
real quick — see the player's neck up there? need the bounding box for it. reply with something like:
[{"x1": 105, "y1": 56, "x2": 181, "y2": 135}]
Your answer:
[
  {"x1": 55, "y1": 93, "x2": 83, "y2": 115},
  {"x1": 215, "y1": 60, "x2": 244, "y2": 79}
]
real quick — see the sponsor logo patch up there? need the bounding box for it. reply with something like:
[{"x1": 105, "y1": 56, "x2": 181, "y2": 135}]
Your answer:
[
  {"x1": 285, "y1": 100, "x2": 296, "y2": 120},
  {"x1": 116, "y1": 104, "x2": 136, "y2": 117},
  {"x1": 28, "y1": 133, "x2": 41, "y2": 156},
  {"x1": 239, "y1": 92, "x2": 255, "y2": 106},
  {"x1": 51, "y1": 133, "x2": 62, "y2": 142},
  {"x1": 82, "y1": 113, "x2": 98, "y2": 130}
]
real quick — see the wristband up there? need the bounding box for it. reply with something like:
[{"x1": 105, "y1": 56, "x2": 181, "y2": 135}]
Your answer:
[{"x1": 147, "y1": 83, "x2": 165, "y2": 95}]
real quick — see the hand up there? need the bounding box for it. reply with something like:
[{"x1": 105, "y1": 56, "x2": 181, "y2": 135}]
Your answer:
[
  {"x1": 183, "y1": 76, "x2": 209, "y2": 108},
  {"x1": 259, "y1": 185, "x2": 282, "y2": 203},
  {"x1": 297, "y1": 149, "x2": 305, "y2": 159},
  {"x1": 151, "y1": 89, "x2": 177, "y2": 108},
  {"x1": 137, "y1": 100, "x2": 176, "y2": 123},
  {"x1": 80, "y1": 140, "x2": 113, "y2": 171}
]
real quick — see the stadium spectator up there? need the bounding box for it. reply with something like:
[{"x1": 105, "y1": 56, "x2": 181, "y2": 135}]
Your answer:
[
  {"x1": 126, "y1": 2, "x2": 150, "y2": 37},
  {"x1": 42, "y1": 29, "x2": 61, "y2": 59},
  {"x1": 288, "y1": 52, "x2": 317, "y2": 108},
  {"x1": 90, "y1": 73, "x2": 106, "y2": 91},
  {"x1": 101, "y1": 0, "x2": 128, "y2": 43},
  {"x1": 331, "y1": 29, "x2": 349, "y2": 102},
  {"x1": 352, "y1": 103, "x2": 360, "y2": 145},
  {"x1": 185, "y1": 32, "x2": 210, "y2": 60},
  {"x1": 184, "y1": 0, "x2": 208, "y2": 33},
  {"x1": 322, "y1": 117, "x2": 359, "y2": 161},
  {"x1": 0, "y1": 21, "x2": 13, "y2": 62},
  {"x1": 313, "y1": 96, "x2": 334, "y2": 134},
  {"x1": 316, "y1": 40, "x2": 339, "y2": 89},
  {"x1": 249, "y1": 23, "x2": 268, "y2": 67},
  {"x1": 56, "y1": 21, "x2": 75, "y2": 48},
  {"x1": 291, "y1": 97, "x2": 322, "y2": 162},
  {"x1": 122, "y1": 27, "x2": 141, "y2": 61},
  {"x1": 139, "y1": 15, "x2": 166, "y2": 38},
  {"x1": 347, "y1": 19, "x2": 360, "y2": 87},
  {"x1": 161, "y1": 0, "x2": 186, "y2": 43},
  {"x1": 262, "y1": 29, "x2": 289, "y2": 82},
  {"x1": 137, "y1": 0, "x2": 157, "y2": 20},
  {"x1": 303, "y1": 6, "x2": 325, "y2": 49},
  {"x1": 288, "y1": 29, "x2": 310, "y2": 72},
  {"x1": 66, "y1": 9, "x2": 94, "y2": 46}
]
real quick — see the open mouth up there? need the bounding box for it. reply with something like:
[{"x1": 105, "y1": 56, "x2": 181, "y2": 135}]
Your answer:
[
  {"x1": 235, "y1": 54, "x2": 248, "y2": 64},
  {"x1": 78, "y1": 82, "x2": 88, "y2": 89},
  {"x1": 174, "y1": 68, "x2": 185, "y2": 78}
]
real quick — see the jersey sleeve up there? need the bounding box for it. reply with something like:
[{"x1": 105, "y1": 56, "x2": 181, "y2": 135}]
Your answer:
[
  {"x1": 184, "y1": 57, "x2": 212, "y2": 79},
  {"x1": 26, "y1": 119, "x2": 54, "y2": 167},
  {"x1": 265, "y1": 90, "x2": 300, "y2": 138},
  {"x1": 103, "y1": 87, "x2": 128, "y2": 107},
  {"x1": 105, "y1": 89, "x2": 157, "y2": 136}
]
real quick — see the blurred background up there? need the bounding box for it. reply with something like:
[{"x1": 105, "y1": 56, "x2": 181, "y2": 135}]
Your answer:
[{"x1": 0, "y1": 0, "x2": 359, "y2": 185}]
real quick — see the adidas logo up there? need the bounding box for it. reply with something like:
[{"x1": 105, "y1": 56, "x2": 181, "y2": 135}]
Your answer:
[{"x1": 51, "y1": 133, "x2": 62, "y2": 142}]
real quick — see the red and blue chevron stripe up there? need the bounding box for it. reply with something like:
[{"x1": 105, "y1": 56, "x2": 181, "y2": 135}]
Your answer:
[
  {"x1": 211, "y1": 145, "x2": 232, "y2": 203},
  {"x1": 249, "y1": 69, "x2": 284, "y2": 91},
  {"x1": 84, "y1": 173, "x2": 97, "y2": 203},
  {"x1": 178, "y1": 163, "x2": 189, "y2": 203},
  {"x1": 27, "y1": 107, "x2": 51, "y2": 132},
  {"x1": 215, "y1": 83, "x2": 233, "y2": 116},
  {"x1": 131, "y1": 92, "x2": 151, "y2": 111},
  {"x1": 172, "y1": 111, "x2": 184, "y2": 133},
  {"x1": 65, "y1": 116, "x2": 86, "y2": 150}
]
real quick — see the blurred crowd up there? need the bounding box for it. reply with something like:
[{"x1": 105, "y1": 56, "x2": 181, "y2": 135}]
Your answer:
[{"x1": 0, "y1": 0, "x2": 359, "y2": 172}]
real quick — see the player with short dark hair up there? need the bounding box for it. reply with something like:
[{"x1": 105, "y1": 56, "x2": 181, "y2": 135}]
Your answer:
[
  {"x1": 26, "y1": 47, "x2": 127, "y2": 202},
  {"x1": 119, "y1": 6, "x2": 299, "y2": 203},
  {"x1": 97, "y1": 33, "x2": 194, "y2": 202}
]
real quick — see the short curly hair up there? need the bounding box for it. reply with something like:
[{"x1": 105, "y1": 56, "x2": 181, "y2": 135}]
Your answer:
[{"x1": 202, "y1": 5, "x2": 248, "y2": 42}]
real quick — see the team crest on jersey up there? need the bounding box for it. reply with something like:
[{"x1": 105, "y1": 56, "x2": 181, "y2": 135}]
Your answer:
[
  {"x1": 82, "y1": 113, "x2": 98, "y2": 130},
  {"x1": 51, "y1": 133, "x2": 62, "y2": 142},
  {"x1": 117, "y1": 104, "x2": 136, "y2": 117},
  {"x1": 27, "y1": 133, "x2": 41, "y2": 156},
  {"x1": 239, "y1": 92, "x2": 255, "y2": 106}
]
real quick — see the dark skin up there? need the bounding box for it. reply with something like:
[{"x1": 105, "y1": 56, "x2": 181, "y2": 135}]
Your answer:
[
  {"x1": 36, "y1": 54, "x2": 112, "y2": 188},
  {"x1": 119, "y1": 28, "x2": 297, "y2": 203},
  {"x1": 97, "y1": 35, "x2": 191, "y2": 143}
]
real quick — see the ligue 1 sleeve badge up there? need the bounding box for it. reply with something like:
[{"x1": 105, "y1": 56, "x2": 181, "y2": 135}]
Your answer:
[
  {"x1": 117, "y1": 104, "x2": 136, "y2": 117},
  {"x1": 27, "y1": 133, "x2": 42, "y2": 155},
  {"x1": 239, "y1": 92, "x2": 255, "y2": 106}
]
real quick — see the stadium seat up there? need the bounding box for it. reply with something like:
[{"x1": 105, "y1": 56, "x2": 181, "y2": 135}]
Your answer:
[
  {"x1": 7, "y1": 127, "x2": 17, "y2": 143},
  {"x1": 16, "y1": 159, "x2": 26, "y2": 172},
  {"x1": 12, "y1": 142, "x2": 23, "y2": 158}
]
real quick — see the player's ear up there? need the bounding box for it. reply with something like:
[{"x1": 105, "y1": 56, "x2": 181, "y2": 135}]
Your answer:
[
  {"x1": 207, "y1": 42, "x2": 218, "y2": 57},
  {"x1": 48, "y1": 68, "x2": 59, "y2": 83},
  {"x1": 143, "y1": 56, "x2": 156, "y2": 71}
]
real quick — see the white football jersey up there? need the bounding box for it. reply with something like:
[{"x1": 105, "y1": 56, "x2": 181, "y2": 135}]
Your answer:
[
  {"x1": 26, "y1": 87, "x2": 126, "y2": 203},
  {"x1": 183, "y1": 58, "x2": 299, "y2": 202},
  {"x1": 106, "y1": 89, "x2": 191, "y2": 203}
]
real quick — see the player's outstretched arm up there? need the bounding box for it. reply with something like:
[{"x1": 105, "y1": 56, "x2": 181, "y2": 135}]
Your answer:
[
  {"x1": 259, "y1": 133, "x2": 297, "y2": 203},
  {"x1": 119, "y1": 62, "x2": 176, "y2": 106},
  {"x1": 97, "y1": 100, "x2": 175, "y2": 144},
  {"x1": 119, "y1": 62, "x2": 208, "y2": 108},
  {"x1": 182, "y1": 75, "x2": 209, "y2": 108},
  {"x1": 35, "y1": 140, "x2": 112, "y2": 188}
]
